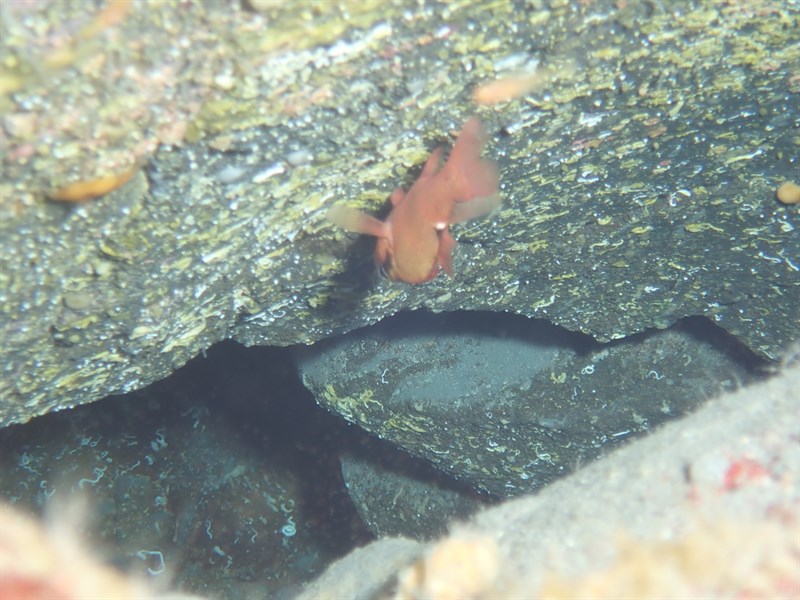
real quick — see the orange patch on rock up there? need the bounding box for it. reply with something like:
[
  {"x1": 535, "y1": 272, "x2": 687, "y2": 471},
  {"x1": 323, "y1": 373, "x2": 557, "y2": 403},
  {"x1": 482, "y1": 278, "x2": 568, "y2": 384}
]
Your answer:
[
  {"x1": 776, "y1": 181, "x2": 800, "y2": 205},
  {"x1": 47, "y1": 166, "x2": 137, "y2": 203}
]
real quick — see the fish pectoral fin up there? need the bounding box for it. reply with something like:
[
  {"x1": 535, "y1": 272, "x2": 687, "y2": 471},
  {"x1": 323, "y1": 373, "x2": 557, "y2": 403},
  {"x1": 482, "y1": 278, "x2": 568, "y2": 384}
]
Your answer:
[
  {"x1": 326, "y1": 205, "x2": 388, "y2": 238},
  {"x1": 449, "y1": 193, "x2": 501, "y2": 224},
  {"x1": 437, "y1": 228, "x2": 457, "y2": 277}
]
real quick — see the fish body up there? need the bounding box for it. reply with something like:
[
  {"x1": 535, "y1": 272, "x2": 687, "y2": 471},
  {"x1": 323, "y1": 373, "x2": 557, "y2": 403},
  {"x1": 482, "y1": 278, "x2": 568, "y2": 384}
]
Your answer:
[{"x1": 328, "y1": 117, "x2": 499, "y2": 283}]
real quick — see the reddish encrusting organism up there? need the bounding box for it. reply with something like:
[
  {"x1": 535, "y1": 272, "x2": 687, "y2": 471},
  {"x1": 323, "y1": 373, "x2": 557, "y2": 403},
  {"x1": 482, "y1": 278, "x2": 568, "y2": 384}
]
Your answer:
[{"x1": 722, "y1": 457, "x2": 772, "y2": 491}]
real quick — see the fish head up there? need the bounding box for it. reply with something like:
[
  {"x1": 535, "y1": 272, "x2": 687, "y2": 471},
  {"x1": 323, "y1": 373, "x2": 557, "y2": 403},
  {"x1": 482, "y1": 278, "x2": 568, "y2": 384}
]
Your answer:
[
  {"x1": 374, "y1": 221, "x2": 442, "y2": 283},
  {"x1": 374, "y1": 236, "x2": 395, "y2": 280}
]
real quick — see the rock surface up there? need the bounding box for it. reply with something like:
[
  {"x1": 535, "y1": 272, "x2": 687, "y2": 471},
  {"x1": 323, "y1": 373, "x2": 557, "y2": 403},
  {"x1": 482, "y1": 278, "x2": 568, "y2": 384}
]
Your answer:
[
  {"x1": 299, "y1": 356, "x2": 800, "y2": 599},
  {"x1": 297, "y1": 310, "x2": 761, "y2": 496},
  {"x1": 0, "y1": 343, "x2": 373, "y2": 598},
  {"x1": 2, "y1": 0, "x2": 798, "y2": 425},
  {"x1": 340, "y1": 450, "x2": 489, "y2": 541}
]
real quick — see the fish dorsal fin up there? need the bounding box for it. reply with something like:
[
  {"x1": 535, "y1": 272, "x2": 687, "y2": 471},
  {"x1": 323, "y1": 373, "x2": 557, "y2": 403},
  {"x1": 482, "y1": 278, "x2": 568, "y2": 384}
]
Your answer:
[
  {"x1": 420, "y1": 147, "x2": 444, "y2": 179},
  {"x1": 390, "y1": 188, "x2": 405, "y2": 206}
]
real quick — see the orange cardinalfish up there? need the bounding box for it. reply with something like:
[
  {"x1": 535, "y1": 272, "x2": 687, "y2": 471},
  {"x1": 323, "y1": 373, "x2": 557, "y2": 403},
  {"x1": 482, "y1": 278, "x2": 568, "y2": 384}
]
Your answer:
[{"x1": 327, "y1": 117, "x2": 500, "y2": 284}]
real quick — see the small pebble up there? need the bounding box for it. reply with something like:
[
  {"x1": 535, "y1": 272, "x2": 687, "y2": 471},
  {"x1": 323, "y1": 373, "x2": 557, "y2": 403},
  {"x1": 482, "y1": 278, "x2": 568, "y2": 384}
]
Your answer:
[
  {"x1": 63, "y1": 290, "x2": 93, "y2": 311},
  {"x1": 215, "y1": 165, "x2": 248, "y2": 184},
  {"x1": 213, "y1": 73, "x2": 235, "y2": 91},
  {"x1": 286, "y1": 149, "x2": 312, "y2": 167},
  {"x1": 252, "y1": 163, "x2": 285, "y2": 183},
  {"x1": 92, "y1": 260, "x2": 114, "y2": 278},
  {"x1": 776, "y1": 181, "x2": 800, "y2": 205},
  {"x1": 244, "y1": 0, "x2": 283, "y2": 12},
  {"x1": 3, "y1": 112, "x2": 38, "y2": 139}
]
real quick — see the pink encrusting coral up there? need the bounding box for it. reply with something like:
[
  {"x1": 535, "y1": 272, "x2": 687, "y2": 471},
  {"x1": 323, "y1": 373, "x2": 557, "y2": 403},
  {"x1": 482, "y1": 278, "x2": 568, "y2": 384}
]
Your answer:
[{"x1": 0, "y1": 502, "x2": 202, "y2": 600}]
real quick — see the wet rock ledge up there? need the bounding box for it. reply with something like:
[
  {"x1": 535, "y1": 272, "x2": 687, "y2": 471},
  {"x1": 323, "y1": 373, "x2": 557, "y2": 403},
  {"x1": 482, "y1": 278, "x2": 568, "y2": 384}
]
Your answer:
[{"x1": 2, "y1": 0, "x2": 798, "y2": 424}]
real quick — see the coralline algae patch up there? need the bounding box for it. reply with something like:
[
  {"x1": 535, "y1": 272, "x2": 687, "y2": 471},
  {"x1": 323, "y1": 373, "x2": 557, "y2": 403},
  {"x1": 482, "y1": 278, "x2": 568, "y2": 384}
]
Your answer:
[
  {"x1": 0, "y1": 501, "x2": 204, "y2": 600},
  {"x1": 1, "y1": 2, "x2": 186, "y2": 207},
  {"x1": 0, "y1": 0, "x2": 403, "y2": 213},
  {"x1": 393, "y1": 518, "x2": 799, "y2": 600},
  {"x1": 535, "y1": 518, "x2": 800, "y2": 599}
]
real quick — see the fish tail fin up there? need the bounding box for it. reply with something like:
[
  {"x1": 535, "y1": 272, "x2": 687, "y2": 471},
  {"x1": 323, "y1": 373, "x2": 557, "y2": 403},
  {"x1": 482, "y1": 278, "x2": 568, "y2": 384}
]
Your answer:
[{"x1": 446, "y1": 116, "x2": 499, "y2": 202}]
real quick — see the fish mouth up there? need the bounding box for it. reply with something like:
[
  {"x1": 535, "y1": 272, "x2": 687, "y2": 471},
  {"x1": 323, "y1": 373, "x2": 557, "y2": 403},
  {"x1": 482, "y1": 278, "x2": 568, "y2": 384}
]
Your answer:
[{"x1": 376, "y1": 257, "x2": 396, "y2": 280}]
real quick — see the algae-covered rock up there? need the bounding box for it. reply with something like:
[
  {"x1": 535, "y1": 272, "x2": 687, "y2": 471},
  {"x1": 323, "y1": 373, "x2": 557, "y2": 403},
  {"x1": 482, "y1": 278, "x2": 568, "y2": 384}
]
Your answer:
[
  {"x1": 340, "y1": 449, "x2": 489, "y2": 541},
  {"x1": 0, "y1": 342, "x2": 371, "y2": 598},
  {"x1": 1, "y1": 0, "x2": 798, "y2": 424},
  {"x1": 296, "y1": 311, "x2": 759, "y2": 496},
  {"x1": 298, "y1": 357, "x2": 800, "y2": 599}
]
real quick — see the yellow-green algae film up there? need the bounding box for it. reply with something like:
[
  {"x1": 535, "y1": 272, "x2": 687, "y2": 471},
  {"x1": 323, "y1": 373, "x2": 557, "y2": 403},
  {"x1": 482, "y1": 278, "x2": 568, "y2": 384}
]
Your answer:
[{"x1": 1, "y1": 0, "x2": 798, "y2": 425}]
